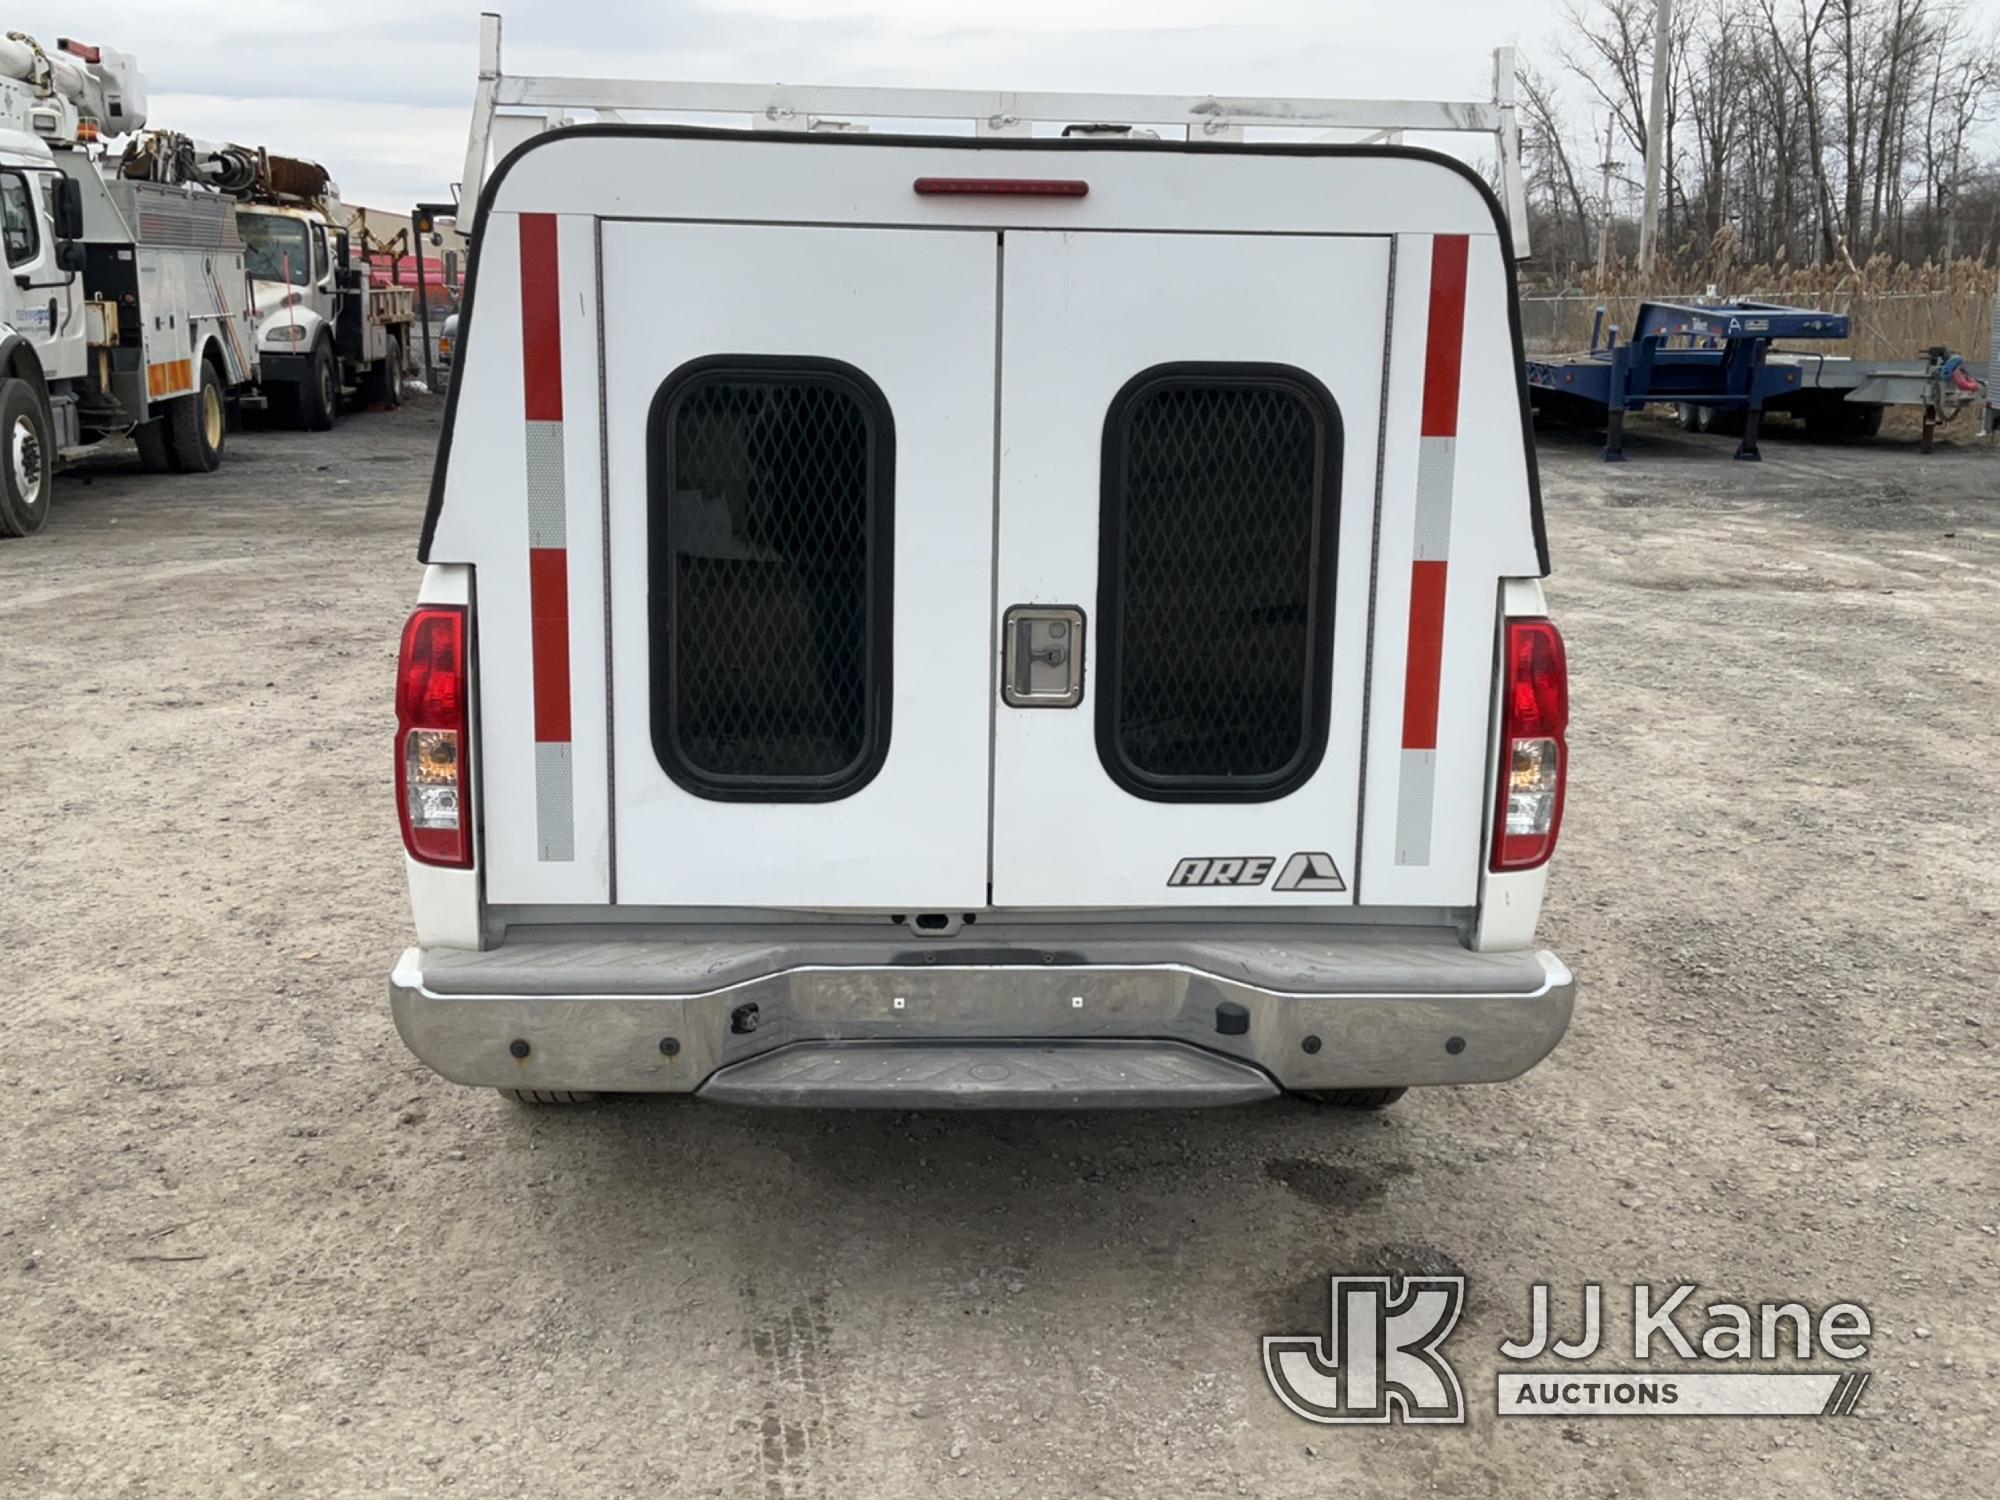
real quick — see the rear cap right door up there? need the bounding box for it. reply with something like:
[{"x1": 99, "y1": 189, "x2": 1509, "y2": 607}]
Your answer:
[{"x1": 989, "y1": 229, "x2": 1388, "y2": 908}]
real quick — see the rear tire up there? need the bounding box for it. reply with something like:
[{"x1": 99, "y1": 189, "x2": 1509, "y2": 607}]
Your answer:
[
  {"x1": 364, "y1": 333, "x2": 404, "y2": 409},
  {"x1": 298, "y1": 339, "x2": 337, "y2": 431},
  {"x1": 133, "y1": 418, "x2": 177, "y2": 473},
  {"x1": 166, "y1": 359, "x2": 226, "y2": 473},
  {"x1": 0, "y1": 377, "x2": 52, "y2": 538},
  {"x1": 499, "y1": 1088, "x2": 600, "y2": 1106},
  {"x1": 1296, "y1": 1087, "x2": 1408, "y2": 1110}
]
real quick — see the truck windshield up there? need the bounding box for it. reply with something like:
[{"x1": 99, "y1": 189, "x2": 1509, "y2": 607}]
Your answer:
[{"x1": 239, "y1": 213, "x2": 311, "y2": 285}]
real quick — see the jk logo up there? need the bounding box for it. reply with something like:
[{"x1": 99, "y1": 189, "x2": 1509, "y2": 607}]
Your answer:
[{"x1": 1263, "y1": 1276, "x2": 1466, "y2": 1424}]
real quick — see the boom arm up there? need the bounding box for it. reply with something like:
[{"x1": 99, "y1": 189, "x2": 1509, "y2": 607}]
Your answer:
[{"x1": 0, "y1": 32, "x2": 147, "y2": 139}]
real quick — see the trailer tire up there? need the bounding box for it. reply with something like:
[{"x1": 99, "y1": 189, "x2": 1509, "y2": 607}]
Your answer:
[
  {"x1": 1295, "y1": 1087, "x2": 1408, "y2": 1110},
  {"x1": 1675, "y1": 402, "x2": 1719, "y2": 434},
  {"x1": 359, "y1": 333, "x2": 404, "y2": 410},
  {"x1": 133, "y1": 418, "x2": 178, "y2": 473},
  {"x1": 0, "y1": 377, "x2": 51, "y2": 537},
  {"x1": 166, "y1": 359, "x2": 227, "y2": 473},
  {"x1": 499, "y1": 1089, "x2": 601, "y2": 1106},
  {"x1": 1805, "y1": 398, "x2": 1881, "y2": 441},
  {"x1": 298, "y1": 338, "x2": 338, "y2": 432}
]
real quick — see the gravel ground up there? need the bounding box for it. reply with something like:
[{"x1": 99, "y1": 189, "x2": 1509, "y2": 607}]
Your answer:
[{"x1": 2, "y1": 401, "x2": 1996, "y2": 1498}]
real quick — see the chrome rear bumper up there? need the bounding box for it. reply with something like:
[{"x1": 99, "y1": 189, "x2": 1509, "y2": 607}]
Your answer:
[{"x1": 389, "y1": 932, "x2": 1574, "y2": 1107}]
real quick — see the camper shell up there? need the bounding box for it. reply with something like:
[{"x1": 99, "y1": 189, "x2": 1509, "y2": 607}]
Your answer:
[{"x1": 392, "y1": 91, "x2": 1574, "y2": 1108}]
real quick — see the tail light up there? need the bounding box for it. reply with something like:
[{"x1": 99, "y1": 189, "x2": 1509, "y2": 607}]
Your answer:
[
  {"x1": 397, "y1": 606, "x2": 472, "y2": 867},
  {"x1": 1490, "y1": 618, "x2": 1567, "y2": 871}
]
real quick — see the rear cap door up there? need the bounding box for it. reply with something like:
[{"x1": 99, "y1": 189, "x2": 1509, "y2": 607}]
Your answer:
[
  {"x1": 600, "y1": 220, "x2": 998, "y2": 909},
  {"x1": 990, "y1": 230, "x2": 1388, "y2": 907}
]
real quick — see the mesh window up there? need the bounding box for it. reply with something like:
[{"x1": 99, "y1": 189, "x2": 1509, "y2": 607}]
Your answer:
[
  {"x1": 648, "y1": 358, "x2": 894, "y2": 801},
  {"x1": 1096, "y1": 365, "x2": 1341, "y2": 801}
]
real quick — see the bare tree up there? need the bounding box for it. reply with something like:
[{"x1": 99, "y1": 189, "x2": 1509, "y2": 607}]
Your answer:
[
  {"x1": 1530, "y1": 0, "x2": 2000, "y2": 271},
  {"x1": 1520, "y1": 61, "x2": 1598, "y2": 266}
]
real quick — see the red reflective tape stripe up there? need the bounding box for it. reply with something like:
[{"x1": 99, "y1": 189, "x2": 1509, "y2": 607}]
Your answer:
[
  {"x1": 519, "y1": 213, "x2": 563, "y2": 422},
  {"x1": 1402, "y1": 238, "x2": 1468, "y2": 759},
  {"x1": 528, "y1": 547, "x2": 572, "y2": 743},
  {"x1": 521, "y1": 215, "x2": 569, "y2": 745},
  {"x1": 1401, "y1": 560, "x2": 1449, "y2": 749},
  {"x1": 1420, "y1": 234, "x2": 1469, "y2": 438}
]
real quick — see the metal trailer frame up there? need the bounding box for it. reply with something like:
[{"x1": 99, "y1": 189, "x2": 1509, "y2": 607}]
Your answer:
[
  {"x1": 456, "y1": 10, "x2": 1532, "y2": 258},
  {"x1": 1526, "y1": 300, "x2": 1851, "y2": 462},
  {"x1": 1529, "y1": 297, "x2": 1985, "y2": 462},
  {"x1": 1787, "y1": 349, "x2": 1982, "y2": 453}
]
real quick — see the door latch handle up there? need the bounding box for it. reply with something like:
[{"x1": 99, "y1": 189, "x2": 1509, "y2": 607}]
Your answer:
[{"x1": 1002, "y1": 606, "x2": 1085, "y2": 708}]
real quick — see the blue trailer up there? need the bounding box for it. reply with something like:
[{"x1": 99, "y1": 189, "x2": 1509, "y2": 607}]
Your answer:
[{"x1": 1526, "y1": 299, "x2": 1981, "y2": 460}]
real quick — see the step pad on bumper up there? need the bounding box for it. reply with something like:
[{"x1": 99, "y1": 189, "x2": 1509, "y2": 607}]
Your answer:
[{"x1": 698, "y1": 1040, "x2": 1279, "y2": 1109}]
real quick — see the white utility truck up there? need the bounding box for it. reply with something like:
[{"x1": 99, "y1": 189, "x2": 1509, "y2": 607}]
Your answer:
[
  {"x1": 390, "y1": 18, "x2": 1573, "y2": 1109},
  {"x1": 235, "y1": 171, "x2": 414, "y2": 429},
  {"x1": 0, "y1": 34, "x2": 259, "y2": 537}
]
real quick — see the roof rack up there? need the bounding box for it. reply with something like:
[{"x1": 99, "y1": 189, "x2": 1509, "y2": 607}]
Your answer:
[{"x1": 459, "y1": 11, "x2": 1530, "y2": 258}]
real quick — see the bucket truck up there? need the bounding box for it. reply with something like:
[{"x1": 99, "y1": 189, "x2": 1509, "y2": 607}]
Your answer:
[
  {"x1": 0, "y1": 31, "x2": 258, "y2": 537},
  {"x1": 225, "y1": 161, "x2": 414, "y2": 430}
]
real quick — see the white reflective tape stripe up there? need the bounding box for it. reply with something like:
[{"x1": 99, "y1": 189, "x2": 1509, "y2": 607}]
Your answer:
[
  {"x1": 527, "y1": 418, "x2": 571, "y2": 862},
  {"x1": 535, "y1": 741, "x2": 575, "y2": 862},
  {"x1": 1395, "y1": 748, "x2": 1436, "y2": 866},
  {"x1": 525, "y1": 420, "x2": 567, "y2": 550},
  {"x1": 1412, "y1": 435, "x2": 1455, "y2": 561}
]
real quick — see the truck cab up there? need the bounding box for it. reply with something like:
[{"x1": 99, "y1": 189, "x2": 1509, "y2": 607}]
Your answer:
[
  {"x1": 0, "y1": 130, "x2": 79, "y2": 533},
  {"x1": 241, "y1": 202, "x2": 410, "y2": 428},
  {"x1": 240, "y1": 204, "x2": 331, "y2": 409},
  {"x1": 0, "y1": 132, "x2": 86, "y2": 376}
]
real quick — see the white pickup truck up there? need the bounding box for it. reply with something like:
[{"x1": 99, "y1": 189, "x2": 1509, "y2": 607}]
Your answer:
[{"x1": 390, "y1": 49, "x2": 1573, "y2": 1110}]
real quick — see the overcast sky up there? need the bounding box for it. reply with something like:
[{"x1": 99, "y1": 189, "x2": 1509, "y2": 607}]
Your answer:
[{"x1": 13, "y1": 0, "x2": 2000, "y2": 212}]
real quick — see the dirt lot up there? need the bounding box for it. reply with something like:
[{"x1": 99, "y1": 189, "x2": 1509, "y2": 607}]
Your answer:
[{"x1": 3, "y1": 402, "x2": 1996, "y2": 1498}]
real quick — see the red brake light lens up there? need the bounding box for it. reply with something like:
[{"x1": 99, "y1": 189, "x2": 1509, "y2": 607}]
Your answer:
[
  {"x1": 913, "y1": 177, "x2": 1089, "y2": 197},
  {"x1": 397, "y1": 606, "x2": 472, "y2": 867},
  {"x1": 1490, "y1": 618, "x2": 1568, "y2": 872}
]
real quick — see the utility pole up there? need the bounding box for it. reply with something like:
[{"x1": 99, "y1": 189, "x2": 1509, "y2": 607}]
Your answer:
[
  {"x1": 1596, "y1": 110, "x2": 1618, "y2": 283},
  {"x1": 1637, "y1": 0, "x2": 1673, "y2": 274}
]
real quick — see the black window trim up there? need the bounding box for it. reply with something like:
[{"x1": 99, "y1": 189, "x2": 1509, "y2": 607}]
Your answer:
[
  {"x1": 645, "y1": 352, "x2": 896, "y2": 803},
  {"x1": 1095, "y1": 360, "x2": 1343, "y2": 804},
  {"x1": 0, "y1": 169, "x2": 39, "y2": 270}
]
